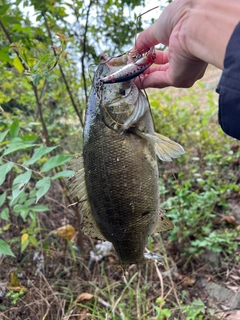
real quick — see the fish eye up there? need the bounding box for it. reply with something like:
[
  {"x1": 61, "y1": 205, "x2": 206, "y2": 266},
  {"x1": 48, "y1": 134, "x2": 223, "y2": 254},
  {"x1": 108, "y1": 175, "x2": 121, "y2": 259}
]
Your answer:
[{"x1": 119, "y1": 89, "x2": 125, "y2": 95}]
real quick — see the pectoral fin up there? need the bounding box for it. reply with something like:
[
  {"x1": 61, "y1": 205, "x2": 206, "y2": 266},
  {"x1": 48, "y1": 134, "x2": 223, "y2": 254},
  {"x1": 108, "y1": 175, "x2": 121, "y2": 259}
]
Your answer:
[
  {"x1": 68, "y1": 156, "x2": 106, "y2": 241},
  {"x1": 135, "y1": 130, "x2": 185, "y2": 162},
  {"x1": 152, "y1": 213, "x2": 174, "y2": 233}
]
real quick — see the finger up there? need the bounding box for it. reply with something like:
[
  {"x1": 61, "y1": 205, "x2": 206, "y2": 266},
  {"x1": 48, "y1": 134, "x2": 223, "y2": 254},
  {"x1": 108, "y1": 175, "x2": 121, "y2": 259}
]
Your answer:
[
  {"x1": 154, "y1": 50, "x2": 169, "y2": 64},
  {"x1": 143, "y1": 64, "x2": 169, "y2": 75},
  {"x1": 134, "y1": 21, "x2": 162, "y2": 54},
  {"x1": 134, "y1": 70, "x2": 172, "y2": 89}
]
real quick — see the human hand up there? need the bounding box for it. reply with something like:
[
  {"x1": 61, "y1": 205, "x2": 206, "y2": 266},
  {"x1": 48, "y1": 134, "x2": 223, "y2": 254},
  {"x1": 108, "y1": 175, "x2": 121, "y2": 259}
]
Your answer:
[{"x1": 134, "y1": 0, "x2": 208, "y2": 89}]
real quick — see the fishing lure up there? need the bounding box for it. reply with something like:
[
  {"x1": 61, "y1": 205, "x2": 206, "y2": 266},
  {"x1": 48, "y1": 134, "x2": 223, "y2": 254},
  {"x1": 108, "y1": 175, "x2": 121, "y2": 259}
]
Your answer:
[{"x1": 99, "y1": 47, "x2": 156, "y2": 85}]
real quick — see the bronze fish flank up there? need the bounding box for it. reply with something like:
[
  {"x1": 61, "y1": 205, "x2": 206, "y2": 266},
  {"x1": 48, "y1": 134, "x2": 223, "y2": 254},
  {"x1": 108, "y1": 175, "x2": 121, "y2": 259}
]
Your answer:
[{"x1": 69, "y1": 53, "x2": 184, "y2": 264}]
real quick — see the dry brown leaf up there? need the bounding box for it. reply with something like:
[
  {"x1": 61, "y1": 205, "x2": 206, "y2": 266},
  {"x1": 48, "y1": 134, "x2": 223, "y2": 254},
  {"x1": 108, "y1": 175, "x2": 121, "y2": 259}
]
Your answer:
[
  {"x1": 55, "y1": 224, "x2": 76, "y2": 240},
  {"x1": 230, "y1": 274, "x2": 240, "y2": 281},
  {"x1": 55, "y1": 33, "x2": 67, "y2": 40},
  {"x1": 226, "y1": 310, "x2": 240, "y2": 319},
  {"x1": 230, "y1": 142, "x2": 239, "y2": 152},
  {"x1": 52, "y1": 45, "x2": 61, "y2": 53},
  {"x1": 221, "y1": 215, "x2": 238, "y2": 227},
  {"x1": 7, "y1": 285, "x2": 28, "y2": 292},
  {"x1": 226, "y1": 285, "x2": 239, "y2": 292},
  {"x1": 7, "y1": 271, "x2": 28, "y2": 292},
  {"x1": 74, "y1": 293, "x2": 94, "y2": 304},
  {"x1": 180, "y1": 275, "x2": 196, "y2": 287}
]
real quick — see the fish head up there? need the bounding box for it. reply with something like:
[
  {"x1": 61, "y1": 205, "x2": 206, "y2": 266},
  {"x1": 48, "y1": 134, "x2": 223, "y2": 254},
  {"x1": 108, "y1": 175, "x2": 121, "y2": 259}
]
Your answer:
[{"x1": 93, "y1": 53, "x2": 141, "y2": 132}]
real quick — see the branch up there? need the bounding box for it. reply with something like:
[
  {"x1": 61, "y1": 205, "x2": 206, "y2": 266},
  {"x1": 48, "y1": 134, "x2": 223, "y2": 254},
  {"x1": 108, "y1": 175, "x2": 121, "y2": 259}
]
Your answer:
[
  {"x1": 81, "y1": 0, "x2": 94, "y2": 104},
  {"x1": 42, "y1": 13, "x2": 84, "y2": 128}
]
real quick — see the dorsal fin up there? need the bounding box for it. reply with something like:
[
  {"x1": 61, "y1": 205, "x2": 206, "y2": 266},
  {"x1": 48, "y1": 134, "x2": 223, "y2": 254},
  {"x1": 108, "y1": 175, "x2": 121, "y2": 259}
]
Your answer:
[{"x1": 68, "y1": 155, "x2": 106, "y2": 241}]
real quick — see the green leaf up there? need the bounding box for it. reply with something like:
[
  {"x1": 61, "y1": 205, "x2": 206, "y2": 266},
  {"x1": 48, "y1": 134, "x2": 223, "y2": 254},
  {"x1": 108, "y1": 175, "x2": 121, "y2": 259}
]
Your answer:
[
  {"x1": 0, "y1": 4, "x2": 10, "y2": 15},
  {"x1": 11, "y1": 170, "x2": 32, "y2": 204},
  {"x1": 29, "y1": 236, "x2": 38, "y2": 247},
  {"x1": 1, "y1": 16, "x2": 19, "y2": 25},
  {"x1": 0, "y1": 130, "x2": 9, "y2": 143},
  {"x1": 0, "y1": 162, "x2": 14, "y2": 186},
  {"x1": 32, "y1": 74, "x2": 41, "y2": 86},
  {"x1": 0, "y1": 208, "x2": 9, "y2": 221},
  {"x1": 25, "y1": 198, "x2": 36, "y2": 207},
  {"x1": 32, "y1": 61, "x2": 41, "y2": 72},
  {"x1": 41, "y1": 155, "x2": 73, "y2": 172},
  {"x1": 0, "y1": 239, "x2": 15, "y2": 257},
  {"x1": 0, "y1": 50, "x2": 12, "y2": 63},
  {"x1": 21, "y1": 238, "x2": 29, "y2": 253},
  {"x1": 24, "y1": 146, "x2": 58, "y2": 166},
  {"x1": 31, "y1": 205, "x2": 49, "y2": 212},
  {"x1": 0, "y1": 191, "x2": 7, "y2": 207},
  {"x1": 35, "y1": 177, "x2": 51, "y2": 202},
  {"x1": 21, "y1": 134, "x2": 39, "y2": 143},
  {"x1": 10, "y1": 119, "x2": 19, "y2": 138},
  {"x1": 3, "y1": 137, "x2": 37, "y2": 155},
  {"x1": 51, "y1": 170, "x2": 75, "y2": 180},
  {"x1": 13, "y1": 204, "x2": 29, "y2": 220}
]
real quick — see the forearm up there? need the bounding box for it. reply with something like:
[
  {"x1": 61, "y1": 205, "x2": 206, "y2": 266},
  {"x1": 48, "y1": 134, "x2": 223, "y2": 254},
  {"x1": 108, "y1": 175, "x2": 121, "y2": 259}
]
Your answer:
[{"x1": 184, "y1": 0, "x2": 240, "y2": 69}]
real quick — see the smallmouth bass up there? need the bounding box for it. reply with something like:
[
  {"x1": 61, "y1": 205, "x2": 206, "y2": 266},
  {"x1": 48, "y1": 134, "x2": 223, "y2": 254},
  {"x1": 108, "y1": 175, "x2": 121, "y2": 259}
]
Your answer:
[{"x1": 69, "y1": 53, "x2": 184, "y2": 264}]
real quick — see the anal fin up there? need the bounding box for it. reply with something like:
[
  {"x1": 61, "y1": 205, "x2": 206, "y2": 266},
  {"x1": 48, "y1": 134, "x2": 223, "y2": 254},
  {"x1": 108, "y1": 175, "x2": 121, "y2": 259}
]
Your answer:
[
  {"x1": 152, "y1": 213, "x2": 174, "y2": 233},
  {"x1": 81, "y1": 201, "x2": 107, "y2": 241}
]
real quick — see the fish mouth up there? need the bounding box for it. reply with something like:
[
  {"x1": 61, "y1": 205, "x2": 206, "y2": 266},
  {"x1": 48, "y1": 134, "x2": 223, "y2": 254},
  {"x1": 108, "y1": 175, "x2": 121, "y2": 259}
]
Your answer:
[{"x1": 99, "y1": 52, "x2": 133, "y2": 66}]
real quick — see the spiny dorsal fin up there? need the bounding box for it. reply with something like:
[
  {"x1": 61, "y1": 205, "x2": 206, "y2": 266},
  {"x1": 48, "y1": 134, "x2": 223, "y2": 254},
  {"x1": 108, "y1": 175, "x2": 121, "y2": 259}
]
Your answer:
[{"x1": 68, "y1": 155, "x2": 106, "y2": 241}]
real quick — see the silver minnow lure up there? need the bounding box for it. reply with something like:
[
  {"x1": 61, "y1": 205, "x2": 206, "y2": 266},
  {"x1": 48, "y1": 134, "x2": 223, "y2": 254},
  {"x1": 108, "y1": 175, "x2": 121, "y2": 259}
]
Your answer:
[{"x1": 99, "y1": 47, "x2": 156, "y2": 84}]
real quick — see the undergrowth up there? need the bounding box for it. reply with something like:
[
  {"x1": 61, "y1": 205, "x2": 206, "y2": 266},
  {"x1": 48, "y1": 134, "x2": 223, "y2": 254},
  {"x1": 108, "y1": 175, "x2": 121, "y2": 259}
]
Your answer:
[{"x1": 1, "y1": 77, "x2": 240, "y2": 319}]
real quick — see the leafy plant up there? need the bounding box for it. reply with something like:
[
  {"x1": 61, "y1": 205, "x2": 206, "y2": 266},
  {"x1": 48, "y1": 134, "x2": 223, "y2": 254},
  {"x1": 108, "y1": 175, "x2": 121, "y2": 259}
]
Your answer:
[
  {"x1": 0, "y1": 118, "x2": 73, "y2": 255},
  {"x1": 6, "y1": 289, "x2": 25, "y2": 305},
  {"x1": 182, "y1": 299, "x2": 205, "y2": 320}
]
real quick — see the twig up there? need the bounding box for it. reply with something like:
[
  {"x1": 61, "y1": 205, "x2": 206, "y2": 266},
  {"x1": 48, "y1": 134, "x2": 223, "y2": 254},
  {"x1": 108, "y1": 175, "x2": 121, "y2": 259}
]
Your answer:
[
  {"x1": 98, "y1": 297, "x2": 124, "y2": 319},
  {"x1": 159, "y1": 234, "x2": 181, "y2": 307},
  {"x1": 42, "y1": 13, "x2": 84, "y2": 128},
  {"x1": 80, "y1": 0, "x2": 94, "y2": 104},
  {"x1": 154, "y1": 261, "x2": 164, "y2": 315}
]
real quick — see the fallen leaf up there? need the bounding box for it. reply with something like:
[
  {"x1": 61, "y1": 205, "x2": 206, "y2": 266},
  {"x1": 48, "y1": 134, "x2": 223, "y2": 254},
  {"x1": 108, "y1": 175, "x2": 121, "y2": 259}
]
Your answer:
[
  {"x1": 179, "y1": 275, "x2": 196, "y2": 287},
  {"x1": 8, "y1": 271, "x2": 19, "y2": 287},
  {"x1": 225, "y1": 285, "x2": 239, "y2": 292},
  {"x1": 229, "y1": 274, "x2": 240, "y2": 281},
  {"x1": 221, "y1": 215, "x2": 238, "y2": 227},
  {"x1": 7, "y1": 272, "x2": 28, "y2": 292},
  {"x1": 226, "y1": 310, "x2": 240, "y2": 319},
  {"x1": 74, "y1": 293, "x2": 93, "y2": 304},
  {"x1": 7, "y1": 285, "x2": 28, "y2": 292},
  {"x1": 55, "y1": 224, "x2": 76, "y2": 240},
  {"x1": 230, "y1": 142, "x2": 239, "y2": 152}
]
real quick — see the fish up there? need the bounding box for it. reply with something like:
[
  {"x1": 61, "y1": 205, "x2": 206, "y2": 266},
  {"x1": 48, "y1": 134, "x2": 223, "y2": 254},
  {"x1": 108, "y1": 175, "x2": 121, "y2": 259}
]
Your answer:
[{"x1": 68, "y1": 53, "x2": 184, "y2": 265}]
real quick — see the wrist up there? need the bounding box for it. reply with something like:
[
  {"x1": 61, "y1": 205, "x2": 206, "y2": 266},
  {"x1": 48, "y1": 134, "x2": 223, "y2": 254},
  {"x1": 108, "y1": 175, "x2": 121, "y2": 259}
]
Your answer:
[{"x1": 182, "y1": 0, "x2": 240, "y2": 69}]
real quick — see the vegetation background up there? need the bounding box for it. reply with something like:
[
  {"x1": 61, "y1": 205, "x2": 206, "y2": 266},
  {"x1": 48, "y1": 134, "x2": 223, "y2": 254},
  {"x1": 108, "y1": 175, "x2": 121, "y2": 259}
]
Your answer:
[{"x1": 0, "y1": 0, "x2": 240, "y2": 319}]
